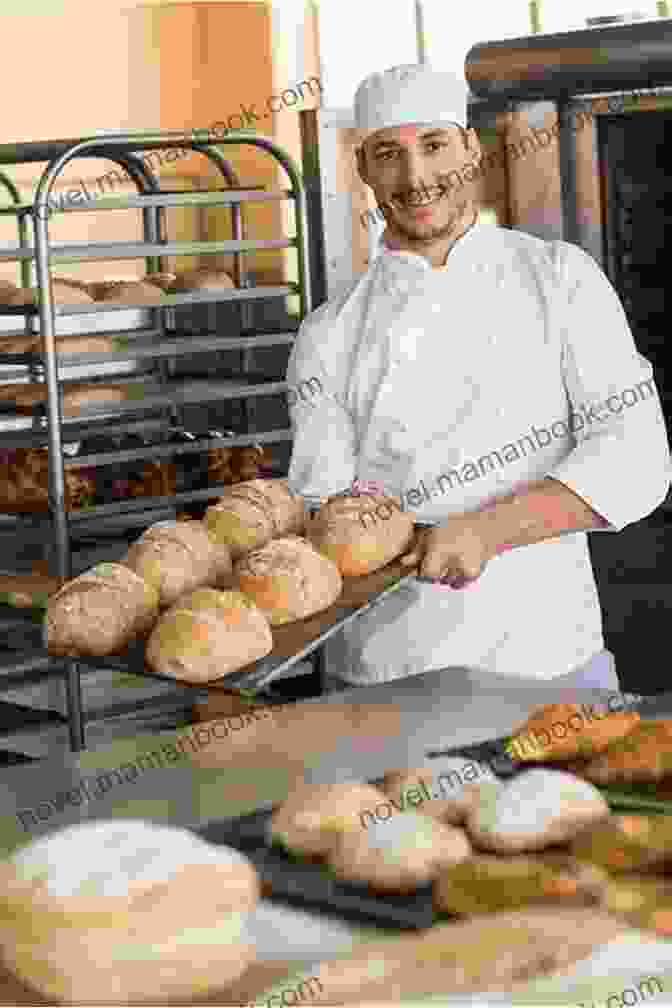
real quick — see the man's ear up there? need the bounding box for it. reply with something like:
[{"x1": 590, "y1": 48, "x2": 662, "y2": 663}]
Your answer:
[{"x1": 464, "y1": 127, "x2": 482, "y2": 162}]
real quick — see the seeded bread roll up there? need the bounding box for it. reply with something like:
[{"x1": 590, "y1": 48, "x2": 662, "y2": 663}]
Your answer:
[
  {"x1": 327, "y1": 811, "x2": 471, "y2": 892},
  {"x1": 91, "y1": 280, "x2": 165, "y2": 304},
  {"x1": 45, "y1": 562, "x2": 159, "y2": 657},
  {"x1": 466, "y1": 769, "x2": 609, "y2": 854},
  {"x1": 234, "y1": 535, "x2": 342, "y2": 625},
  {"x1": 145, "y1": 588, "x2": 273, "y2": 683},
  {"x1": 123, "y1": 520, "x2": 233, "y2": 608},
  {"x1": 433, "y1": 853, "x2": 608, "y2": 915},
  {"x1": 171, "y1": 269, "x2": 235, "y2": 292},
  {"x1": 205, "y1": 479, "x2": 306, "y2": 560},
  {"x1": 0, "y1": 819, "x2": 259, "y2": 1003},
  {"x1": 308, "y1": 493, "x2": 414, "y2": 576},
  {"x1": 269, "y1": 782, "x2": 391, "y2": 858}
]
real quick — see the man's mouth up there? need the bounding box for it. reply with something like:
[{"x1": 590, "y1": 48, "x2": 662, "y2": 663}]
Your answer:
[{"x1": 392, "y1": 189, "x2": 446, "y2": 214}]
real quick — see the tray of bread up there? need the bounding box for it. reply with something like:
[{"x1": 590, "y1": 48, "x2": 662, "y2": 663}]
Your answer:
[
  {"x1": 195, "y1": 702, "x2": 672, "y2": 939},
  {"x1": 37, "y1": 479, "x2": 421, "y2": 692}
]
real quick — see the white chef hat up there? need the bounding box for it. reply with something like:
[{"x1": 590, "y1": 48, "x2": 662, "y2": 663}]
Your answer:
[{"x1": 354, "y1": 64, "x2": 469, "y2": 140}]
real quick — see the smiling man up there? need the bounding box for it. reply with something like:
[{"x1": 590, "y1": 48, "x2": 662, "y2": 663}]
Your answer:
[{"x1": 286, "y1": 64, "x2": 670, "y2": 689}]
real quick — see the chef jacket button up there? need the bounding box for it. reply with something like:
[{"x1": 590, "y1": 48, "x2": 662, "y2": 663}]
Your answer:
[{"x1": 431, "y1": 303, "x2": 442, "y2": 313}]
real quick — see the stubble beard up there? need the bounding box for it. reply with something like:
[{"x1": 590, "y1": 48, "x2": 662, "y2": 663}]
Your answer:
[{"x1": 382, "y1": 197, "x2": 472, "y2": 249}]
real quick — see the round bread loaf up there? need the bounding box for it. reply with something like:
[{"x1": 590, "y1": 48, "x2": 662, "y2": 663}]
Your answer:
[
  {"x1": 205, "y1": 478, "x2": 306, "y2": 560},
  {"x1": 171, "y1": 269, "x2": 235, "y2": 292},
  {"x1": 45, "y1": 562, "x2": 159, "y2": 657},
  {"x1": 327, "y1": 811, "x2": 471, "y2": 892},
  {"x1": 123, "y1": 520, "x2": 233, "y2": 607},
  {"x1": 144, "y1": 272, "x2": 177, "y2": 292},
  {"x1": 61, "y1": 383, "x2": 129, "y2": 415},
  {"x1": 466, "y1": 769, "x2": 609, "y2": 854},
  {"x1": 0, "y1": 819, "x2": 258, "y2": 1003},
  {"x1": 308, "y1": 493, "x2": 414, "y2": 576},
  {"x1": 383, "y1": 757, "x2": 496, "y2": 826},
  {"x1": 145, "y1": 587, "x2": 273, "y2": 683},
  {"x1": 234, "y1": 535, "x2": 342, "y2": 625},
  {"x1": 91, "y1": 280, "x2": 165, "y2": 304},
  {"x1": 268, "y1": 782, "x2": 391, "y2": 858}
]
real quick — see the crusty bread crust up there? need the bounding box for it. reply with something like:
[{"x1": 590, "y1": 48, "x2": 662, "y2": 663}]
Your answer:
[
  {"x1": 308, "y1": 493, "x2": 414, "y2": 575},
  {"x1": 170, "y1": 269, "x2": 235, "y2": 292},
  {"x1": 205, "y1": 479, "x2": 305, "y2": 559}
]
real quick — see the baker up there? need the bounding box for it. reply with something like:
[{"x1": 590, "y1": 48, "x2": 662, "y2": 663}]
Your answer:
[{"x1": 286, "y1": 64, "x2": 671, "y2": 690}]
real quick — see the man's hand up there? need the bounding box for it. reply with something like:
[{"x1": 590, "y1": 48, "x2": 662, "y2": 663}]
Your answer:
[{"x1": 399, "y1": 515, "x2": 496, "y2": 588}]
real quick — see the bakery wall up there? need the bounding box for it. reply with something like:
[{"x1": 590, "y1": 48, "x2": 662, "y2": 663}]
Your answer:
[{"x1": 0, "y1": 0, "x2": 319, "y2": 288}]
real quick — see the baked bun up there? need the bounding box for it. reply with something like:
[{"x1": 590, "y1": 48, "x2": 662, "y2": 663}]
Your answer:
[
  {"x1": 144, "y1": 272, "x2": 177, "y2": 292},
  {"x1": 383, "y1": 757, "x2": 496, "y2": 826},
  {"x1": 0, "y1": 382, "x2": 129, "y2": 413},
  {"x1": 569, "y1": 813, "x2": 672, "y2": 873},
  {"x1": 327, "y1": 811, "x2": 471, "y2": 892},
  {"x1": 268, "y1": 782, "x2": 390, "y2": 858},
  {"x1": 308, "y1": 493, "x2": 414, "y2": 576},
  {"x1": 234, "y1": 535, "x2": 342, "y2": 625},
  {"x1": 6, "y1": 280, "x2": 94, "y2": 305},
  {"x1": 433, "y1": 853, "x2": 608, "y2": 915},
  {"x1": 580, "y1": 719, "x2": 672, "y2": 785},
  {"x1": 205, "y1": 479, "x2": 305, "y2": 560},
  {"x1": 507, "y1": 702, "x2": 641, "y2": 763},
  {"x1": 0, "y1": 447, "x2": 95, "y2": 513},
  {"x1": 91, "y1": 280, "x2": 165, "y2": 304},
  {"x1": 123, "y1": 520, "x2": 233, "y2": 608},
  {"x1": 171, "y1": 269, "x2": 235, "y2": 292},
  {"x1": 0, "y1": 819, "x2": 258, "y2": 1004},
  {"x1": 145, "y1": 588, "x2": 273, "y2": 683},
  {"x1": 45, "y1": 562, "x2": 159, "y2": 657},
  {"x1": 466, "y1": 770, "x2": 609, "y2": 854}
]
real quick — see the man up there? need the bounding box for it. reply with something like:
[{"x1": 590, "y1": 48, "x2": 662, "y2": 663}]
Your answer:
[{"x1": 286, "y1": 64, "x2": 670, "y2": 690}]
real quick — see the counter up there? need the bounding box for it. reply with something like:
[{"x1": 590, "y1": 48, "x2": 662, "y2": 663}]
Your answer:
[{"x1": 0, "y1": 668, "x2": 671, "y2": 1004}]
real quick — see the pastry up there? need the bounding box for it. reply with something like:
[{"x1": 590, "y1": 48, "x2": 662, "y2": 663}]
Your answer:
[{"x1": 506, "y1": 702, "x2": 640, "y2": 762}]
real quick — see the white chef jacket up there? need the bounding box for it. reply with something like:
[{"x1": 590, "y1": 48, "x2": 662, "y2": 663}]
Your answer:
[{"x1": 286, "y1": 216, "x2": 671, "y2": 683}]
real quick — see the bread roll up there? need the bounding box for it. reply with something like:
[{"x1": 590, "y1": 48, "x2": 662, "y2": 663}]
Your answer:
[
  {"x1": 145, "y1": 588, "x2": 273, "y2": 683},
  {"x1": 144, "y1": 272, "x2": 177, "y2": 292},
  {"x1": 580, "y1": 719, "x2": 672, "y2": 785},
  {"x1": 171, "y1": 269, "x2": 235, "y2": 292},
  {"x1": 569, "y1": 813, "x2": 672, "y2": 873},
  {"x1": 123, "y1": 520, "x2": 232, "y2": 607},
  {"x1": 205, "y1": 478, "x2": 305, "y2": 560},
  {"x1": 91, "y1": 280, "x2": 165, "y2": 304},
  {"x1": 383, "y1": 757, "x2": 496, "y2": 826},
  {"x1": 234, "y1": 535, "x2": 341, "y2": 625},
  {"x1": 327, "y1": 811, "x2": 471, "y2": 892},
  {"x1": 466, "y1": 769, "x2": 609, "y2": 854},
  {"x1": 268, "y1": 782, "x2": 391, "y2": 858},
  {"x1": 0, "y1": 447, "x2": 95, "y2": 513},
  {"x1": 0, "y1": 819, "x2": 258, "y2": 1003},
  {"x1": 0, "y1": 382, "x2": 129, "y2": 413},
  {"x1": 308, "y1": 493, "x2": 414, "y2": 576},
  {"x1": 0, "y1": 279, "x2": 18, "y2": 301},
  {"x1": 6, "y1": 280, "x2": 94, "y2": 305},
  {"x1": 507, "y1": 702, "x2": 641, "y2": 763},
  {"x1": 45, "y1": 562, "x2": 159, "y2": 657}
]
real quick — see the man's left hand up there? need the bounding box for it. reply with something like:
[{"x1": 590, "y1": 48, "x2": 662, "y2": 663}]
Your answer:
[{"x1": 399, "y1": 515, "x2": 496, "y2": 588}]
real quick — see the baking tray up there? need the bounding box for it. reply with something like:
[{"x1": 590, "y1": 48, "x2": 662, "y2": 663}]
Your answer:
[{"x1": 197, "y1": 805, "x2": 435, "y2": 930}]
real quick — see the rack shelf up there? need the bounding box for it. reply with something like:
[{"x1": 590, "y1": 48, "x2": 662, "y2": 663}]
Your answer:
[{"x1": 0, "y1": 129, "x2": 313, "y2": 752}]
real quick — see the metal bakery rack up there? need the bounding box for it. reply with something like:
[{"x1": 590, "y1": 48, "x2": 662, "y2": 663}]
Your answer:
[{"x1": 0, "y1": 128, "x2": 312, "y2": 751}]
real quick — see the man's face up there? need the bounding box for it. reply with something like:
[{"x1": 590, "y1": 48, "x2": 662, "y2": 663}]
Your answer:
[{"x1": 356, "y1": 123, "x2": 481, "y2": 247}]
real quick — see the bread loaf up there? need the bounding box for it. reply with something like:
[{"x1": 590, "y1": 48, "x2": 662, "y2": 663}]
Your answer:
[
  {"x1": 170, "y1": 269, "x2": 235, "y2": 292},
  {"x1": 45, "y1": 562, "x2": 159, "y2": 657},
  {"x1": 308, "y1": 493, "x2": 414, "y2": 576},
  {"x1": 235, "y1": 535, "x2": 342, "y2": 625},
  {"x1": 144, "y1": 272, "x2": 177, "y2": 292},
  {"x1": 205, "y1": 478, "x2": 305, "y2": 560},
  {"x1": 145, "y1": 588, "x2": 273, "y2": 683},
  {"x1": 0, "y1": 447, "x2": 95, "y2": 513},
  {"x1": 0, "y1": 279, "x2": 18, "y2": 301},
  {"x1": 208, "y1": 443, "x2": 268, "y2": 486},
  {"x1": 0, "y1": 382, "x2": 129, "y2": 413},
  {"x1": 123, "y1": 520, "x2": 232, "y2": 607},
  {"x1": 0, "y1": 820, "x2": 259, "y2": 1003},
  {"x1": 91, "y1": 280, "x2": 165, "y2": 304},
  {"x1": 6, "y1": 279, "x2": 94, "y2": 305}
]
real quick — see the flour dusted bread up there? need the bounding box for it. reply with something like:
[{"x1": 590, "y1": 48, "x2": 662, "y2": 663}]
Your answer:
[
  {"x1": 466, "y1": 769, "x2": 609, "y2": 853},
  {"x1": 383, "y1": 757, "x2": 496, "y2": 826},
  {"x1": 91, "y1": 279, "x2": 165, "y2": 303},
  {"x1": 145, "y1": 587, "x2": 273, "y2": 683},
  {"x1": 45, "y1": 562, "x2": 159, "y2": 657},
  {"x1": 327, "y1": 811, "x2": 471, "y2": 892},
  {"x1": 0, "y1": 819, "x2": 259, "y2": 1004},
  {"x1": 507, "y1": 702, "x2": 641, "y2": 762},
  {"x1": 205, "y1": 478, "x2": 306, "y2": 559},
  {"x1": 123, "y1": 519, "x2": 232, "y2": 607},
  {"x1": 308, "y1": 493, "x2": 414, "y2": 575},
  {"x1": 434, "y1": 853, "x2": 608, "y2": 915},
  {"x1": 268, "y1": 782, "x2": 390, "y2": 858},
  {"x1": 171, "y1": 268, "x2": 235, "y2": 292},
  {"x1": 301, "y1": 908, "x2": 624, "y2": 1003},
  {"x1": 235, "y1": 535, "x2": 342, "y2": 624}
]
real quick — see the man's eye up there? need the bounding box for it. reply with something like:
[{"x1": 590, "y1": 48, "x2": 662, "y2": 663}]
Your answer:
[{"x1": 425, "y1": 142, "x2": 447, "y2": 153}]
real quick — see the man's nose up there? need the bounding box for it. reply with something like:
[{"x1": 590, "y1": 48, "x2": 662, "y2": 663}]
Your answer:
[{"x1": 398, "y1": 150, "x2": 428, "y2": 194}]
